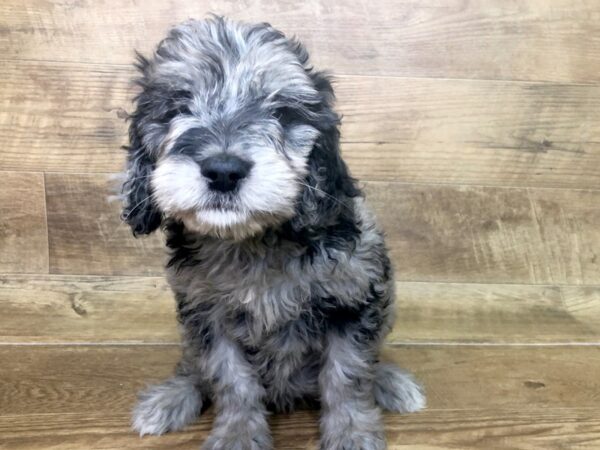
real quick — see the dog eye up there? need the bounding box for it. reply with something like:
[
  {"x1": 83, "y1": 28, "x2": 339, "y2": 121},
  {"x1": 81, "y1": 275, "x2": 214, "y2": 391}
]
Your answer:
[
  {"x1": 273, "y1": 106, "x2": 301, "y2": 127},
  {"x1": 162, "y1": 105, "x2": 191, "y2": 124}
]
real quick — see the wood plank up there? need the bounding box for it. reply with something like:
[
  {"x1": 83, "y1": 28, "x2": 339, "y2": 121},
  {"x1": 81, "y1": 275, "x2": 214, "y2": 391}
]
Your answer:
[
  {"x1": 43, "y1": 174, "x2": 600, "y2": 282},
  {"x1": 2, "y1": 275, "x2": 600, "y2": 344},
  {"x1": 1, "y1": 346, "x2": 599, "y2": 415},
  {"x1": 1, "y1": 0, "x2": 600, "y2": 82},
  {"x1": 366, "y1": 182, "x2": 600, "y2": 285},
  {"x1": 45, "y1": 173, "x2": 164, "y2": 276},
  {"x1": 2, "y1": 345, "x2": 600, "y2": 449},
  {"x1": 2, "y1": 408, "x2": 600, "y2": 450},
  {"x1": 337, "y1": 77, "x2": 600, "y2": 188},
  {"x1": 3, "y1": 60, "x2": 600, "y2": 190},
  {"x1": 0, "y1": 61, "x2": 131, "y2": 173},
  {"x1": 0, "y1": 275, "x2": 176, "y2": 343},
  {"x1": 0, "y1": 172, "x2": 48, "y2": 273},
  {"x1": 389, "y1": 282, "x2": 600, "y2": 344},
  {"x1": 0, "y1": 346, "x2": 600, "y2": 450}
]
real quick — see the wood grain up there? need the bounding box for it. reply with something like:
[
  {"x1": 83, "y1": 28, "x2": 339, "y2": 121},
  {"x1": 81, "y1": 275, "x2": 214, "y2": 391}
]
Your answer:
[
  {"x1": 366, "y1": 182, "x2": 600, "y2": 285},
  {"x1": 0, "y1": 61, "x2": 131, "y2": 173},
  {"x1": 2, "y1": 1, "x2": 600, "y2": 448},
  {"x1": 40, "y1": 174, "x2": 600, "y2": 281},
  {"x1": 2, "y1": 408, "x2": 600, "y2": 450},
  {"x1": 3, "y1": 60, "x2": 600, "y2": 190},
  {"x1": 1, "y1": 345, "x2": 599, "y2": 449},
  {"x1": 45, "y1": 173, "x2": 164, "y2": 276},
  {"x1": 0, "y1": 275, "x2": 176, "y2": 343},
  {"x1": 2, "y1": 274, "x2": 600, "y2": 344},
  {"x1": 2, "y1": 345, "x2": 600, "y2": 449},
  {"x1": 0, "y1": 172, "x2": 48, "y2": 273},
  {"x1": 40, "y1": 175, "x2": 600, "y2": 282},
  {"x1": 1, "y1": 0, "x2": 600, "y2": 83},
  {"x1": 389, "y1": 282, "x2": 600, "y2": 344},
  {"x1": 1, "y1": 345, "x2": 599, "y2": 415},
  {"x1": 337, "y1": 77, "x2": 600, "y2": 188}
]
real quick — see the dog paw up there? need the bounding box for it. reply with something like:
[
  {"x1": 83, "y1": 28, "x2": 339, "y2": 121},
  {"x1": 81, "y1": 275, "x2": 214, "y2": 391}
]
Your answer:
[
  {"x1": 321, "y1": 430, "x2": 386, "y2": 450},
  {"x1": 132, "y1": 376, "x2": 202, "y2": 436},
  {"x1": 201, "y1": 411, "x2": 272, "y2": 450},
  {"x1": 373, "y1": 363, "x2": 426, "y2": 414},
  {"x1": 201, "y1": 430, "x2": 272, "y2": 450}
]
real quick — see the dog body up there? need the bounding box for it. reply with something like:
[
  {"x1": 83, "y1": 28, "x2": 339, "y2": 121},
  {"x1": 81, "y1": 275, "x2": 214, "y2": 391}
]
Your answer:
[{"x1": 122, "y1": 17, "x2": 424, "y2": 450}]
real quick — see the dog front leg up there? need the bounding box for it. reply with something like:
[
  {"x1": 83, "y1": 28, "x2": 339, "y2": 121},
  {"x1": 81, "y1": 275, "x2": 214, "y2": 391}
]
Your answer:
[
  {"x1": 200, "y1": 335, "x2": 272, "y2": 450},
  {"x1": 319, "y1": 333, "x2": 386, "y2": 450}
]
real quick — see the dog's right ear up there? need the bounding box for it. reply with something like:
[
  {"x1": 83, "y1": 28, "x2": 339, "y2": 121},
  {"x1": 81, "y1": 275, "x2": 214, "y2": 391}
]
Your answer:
[
  {"x1": 121, "y1": 53, "x2": 163, "y2": 237},
  {"x1": 121, "y1": 113, "x2": 162, "y2": 236}
]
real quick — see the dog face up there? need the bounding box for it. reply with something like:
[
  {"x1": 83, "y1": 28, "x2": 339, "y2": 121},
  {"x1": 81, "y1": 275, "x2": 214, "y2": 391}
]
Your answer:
[{"x1": 122, "y1": 17, "x2": 358, "y2": 240}]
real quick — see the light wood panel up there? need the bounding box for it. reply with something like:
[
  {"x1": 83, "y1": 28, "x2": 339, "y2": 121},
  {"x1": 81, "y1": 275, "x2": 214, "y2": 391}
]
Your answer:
[
  {"x1": 337, "y1": 77, "x2": 600, "y2": 188},
  {"x1": 1, "y1": 345, "x2": 599, "y2": 414},
  {"x1": 45, "y1": 173, "x2": 164, "y2": 276},
  {"x1": 2, "y1": 275, "x2": 600, "y2": 344},
  {"x1": 0, "y1": 172, "x2": 48, "y2": 273},
  {"x1": 366, "y1": 182, "x2": 600, "y2": 285},
  {"x1": 3, "y1": 60, "x2": 600, "y2": 190},
  {"x1": 2, "y1": 408, "x2": 600, "y2": 450},
  {"x1": 43, "y1": 176, "x2": 600, "y2": 283},
  {"x1": 389, "y1": 282, "x2": 600, "y2": 344},
  {"x1": 0, "y1": 61, "x2": 131, "y2": 173},
  {"x1": 1, "y1": 1, "x2": 600, "y2": 83},
  {"x1": 0, "y1": 275, "x2": 176, "y2": 343}
]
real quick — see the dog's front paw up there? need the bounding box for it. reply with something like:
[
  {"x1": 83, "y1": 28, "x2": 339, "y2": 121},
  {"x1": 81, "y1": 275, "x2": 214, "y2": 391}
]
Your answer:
[
  {"x1": 321, "y1": 430, "x2": 386, "y2": 450},
  {"x1": 374, "y1": 363, "x2": 426, "y2": 414},
  {"x1": 201, "y1": 412, "x2": 272, "y2": 450},
  {"x1": 201, "y1": 429, "x2": 272, "y2": 450},
  {"x1": 132, "y1": 376, "x2": 202, "y2": 436}
]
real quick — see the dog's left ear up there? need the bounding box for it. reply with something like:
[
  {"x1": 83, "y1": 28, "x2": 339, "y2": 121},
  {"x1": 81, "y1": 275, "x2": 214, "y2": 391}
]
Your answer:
[{"x1": 291, "y1": 71, "x2": 361, "y2": 233}]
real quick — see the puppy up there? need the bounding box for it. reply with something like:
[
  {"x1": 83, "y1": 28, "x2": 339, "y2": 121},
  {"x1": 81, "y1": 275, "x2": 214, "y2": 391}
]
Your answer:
[{"x1": 121, "y1": 16, "x2": 425, "y2": 450}]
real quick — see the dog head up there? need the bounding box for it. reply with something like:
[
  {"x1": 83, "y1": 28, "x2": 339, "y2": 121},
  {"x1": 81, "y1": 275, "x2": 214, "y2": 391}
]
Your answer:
[{"x1": 121, "y1": 17, "x2": 359, "y2": 240}]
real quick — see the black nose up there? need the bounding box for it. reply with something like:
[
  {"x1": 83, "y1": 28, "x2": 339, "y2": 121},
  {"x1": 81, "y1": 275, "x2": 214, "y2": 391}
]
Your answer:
[{"x1": 200, "y1": 154, "x2": 252, "y2": 192}]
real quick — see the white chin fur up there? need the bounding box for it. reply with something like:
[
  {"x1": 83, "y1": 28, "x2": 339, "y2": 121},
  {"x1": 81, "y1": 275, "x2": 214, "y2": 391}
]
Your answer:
[{"x1": 181, "y1": 210, "x2": 275, "y2": 240}]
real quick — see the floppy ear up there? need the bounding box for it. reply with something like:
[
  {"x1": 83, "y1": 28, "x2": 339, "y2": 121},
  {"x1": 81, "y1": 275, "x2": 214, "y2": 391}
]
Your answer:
[
  {"x1": 121, "y1": 62, "x2": 162, "y2": 237},
  {"x1": 120, "y1": 108, "x2": 162, "y2": 237},
  {"x1": 290, "y1": 72, "x2": 361, "y2": 234}
]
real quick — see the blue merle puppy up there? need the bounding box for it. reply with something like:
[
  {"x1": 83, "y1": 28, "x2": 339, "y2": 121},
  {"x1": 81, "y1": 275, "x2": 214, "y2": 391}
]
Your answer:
[{"x1": 121, "y1": 16, "x2": 425, "y2": 450}]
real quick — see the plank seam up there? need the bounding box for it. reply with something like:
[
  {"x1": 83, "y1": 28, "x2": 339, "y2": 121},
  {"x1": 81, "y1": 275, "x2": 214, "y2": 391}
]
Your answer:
[
  {"x1": 2, "y1": 170, "x2": 600, "y2": 195},
  {"x1": 2, "y1": 342, "x2": 600, "y2": 347},
  {"x1": 41, "y1": 173, "x2": 51, "y2": 275},
  {"x1": 1, "y1": 58, "x2": 598, "y2": 86}
]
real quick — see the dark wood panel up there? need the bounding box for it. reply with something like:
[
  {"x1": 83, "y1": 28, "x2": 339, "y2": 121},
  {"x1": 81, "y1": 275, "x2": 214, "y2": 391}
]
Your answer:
[
  {"x1": 45, "y1": 173, "x2": 164, "y2": 276},
  {"x1": 1, "y1": 345, "x2": 599, "y2": 449},
  {"x1": 0, "y1": 172, "x2": 48, "y2": 273},
  {"x1": 2, "y1": 408, "x2": 600, "y2": 450},
  {"x1": 1, "y1": 0, "x2": 599, "y2": 82},
  {"x1": 366, "y1": 183, "x2": 600, "y2": 284},
  {"x1": 2, "y1": 61, "x2": 600, "y2": 190}
]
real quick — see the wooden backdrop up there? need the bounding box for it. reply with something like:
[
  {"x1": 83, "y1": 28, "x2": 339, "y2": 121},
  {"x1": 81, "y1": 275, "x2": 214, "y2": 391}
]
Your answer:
[{"x1": 1, "y1": 1, "x2": 600, "y2": 449}]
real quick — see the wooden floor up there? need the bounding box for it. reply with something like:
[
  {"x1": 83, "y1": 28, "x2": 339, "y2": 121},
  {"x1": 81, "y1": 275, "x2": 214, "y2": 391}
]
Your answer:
[{"x1": 2, "y1": 1, "x2": 600, "y2": 449}]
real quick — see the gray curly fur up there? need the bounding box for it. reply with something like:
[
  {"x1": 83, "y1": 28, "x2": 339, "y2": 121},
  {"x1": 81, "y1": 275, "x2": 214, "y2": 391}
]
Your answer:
[{"x1": 121, "y1": 16, "x2": 425, "y2": 450}]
